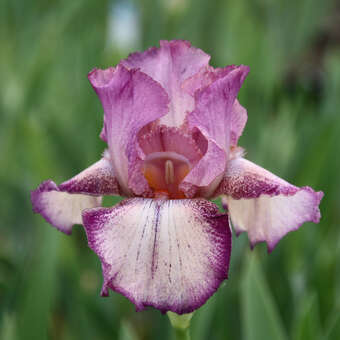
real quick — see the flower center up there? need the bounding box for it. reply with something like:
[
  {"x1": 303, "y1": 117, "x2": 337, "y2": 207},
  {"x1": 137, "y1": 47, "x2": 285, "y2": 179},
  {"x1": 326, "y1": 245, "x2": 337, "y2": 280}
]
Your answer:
[{"x1": 143, "y1": 152, "x2": 190, "y2": 198}]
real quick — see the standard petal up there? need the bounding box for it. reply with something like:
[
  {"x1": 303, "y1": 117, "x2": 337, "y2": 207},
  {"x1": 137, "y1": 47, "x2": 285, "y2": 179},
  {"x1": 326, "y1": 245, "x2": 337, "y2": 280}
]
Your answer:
[
  {"x1": 88, "y1": 65, "x2": 169, "y2": 196},
  {"x1": 216, "y1": 157, "x2": 323, "y2": 251},
  {"x1": 82, "y1": 198, "x2": 231, "y2": 314},
  {"x1": 31, "y1": 156, "x2": 119, "y2": 234},
  {"x1": 122, "y1": 40, "x2": 210, "y2": 127},
  {"x1": 182, "y1": 65, "x2": 237, "y2": 97},
  {"x1": 187, "y1": 65, "x2": 249, "y2": 154},
  {"x1": 182, "y1": 66, "x2": 249, "y2": 194},
  {"x1": 180, "y1": 139, "x2": 226, "y2": 197},
  {"x1": 184, "y1": 66, "x2": 248, "y2": 146},
  {"x1": 230, "y1": 99, "x2": 247, "y2": 146}
]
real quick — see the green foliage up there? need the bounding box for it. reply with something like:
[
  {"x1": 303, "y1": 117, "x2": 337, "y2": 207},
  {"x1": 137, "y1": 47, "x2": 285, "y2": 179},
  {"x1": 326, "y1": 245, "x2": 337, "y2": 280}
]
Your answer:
[
  {"x1": 0, "y1": 0, "x2": 339, "y2": 339},
  {"x1": 241, "y1": 254, "x2": 288, "y2": 340}
]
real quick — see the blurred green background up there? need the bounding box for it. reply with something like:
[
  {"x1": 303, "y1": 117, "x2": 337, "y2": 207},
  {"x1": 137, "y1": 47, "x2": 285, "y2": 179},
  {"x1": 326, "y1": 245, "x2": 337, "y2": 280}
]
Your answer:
[{"x1": 1, "y1": 0, "x2": 340, "y2": 339}]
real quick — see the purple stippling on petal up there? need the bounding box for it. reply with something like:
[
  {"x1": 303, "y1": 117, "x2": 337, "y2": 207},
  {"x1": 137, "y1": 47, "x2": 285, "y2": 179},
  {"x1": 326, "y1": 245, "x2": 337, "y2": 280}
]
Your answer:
[
  {"x1": 59, "y1": 155, "x2": 120, "y2": 195},
  {"x1": 30, "y1": 155, "x2": 121, "y2": 234},
  {"x1": 218, "y1": 157, "x2": 323, "y2": 251},
  {"x1": 31, "y1": 180, "x2": 101, "y2": 234},
  {"x1": 82, "y1": 198, "x2": 231, "y2": 314},
  {"x1": 216, "y1": 157, "x2": 301, "y2": 199}
]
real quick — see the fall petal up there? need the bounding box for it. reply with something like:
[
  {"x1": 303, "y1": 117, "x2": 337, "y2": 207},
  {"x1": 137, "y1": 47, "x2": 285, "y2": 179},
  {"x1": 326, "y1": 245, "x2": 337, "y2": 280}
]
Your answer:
[
  {"x1": 31, "y1": 156, "x2": 119, "y2": 234},
  {"x1": 217, "y1": 157, "x2": 323, "y2": 251},
  {"x1": 59, "y1": 152, "x2": 120, "y2": 195},
  {"x1": 82, "y1": 198, "x2": 231, "y2": 314}
]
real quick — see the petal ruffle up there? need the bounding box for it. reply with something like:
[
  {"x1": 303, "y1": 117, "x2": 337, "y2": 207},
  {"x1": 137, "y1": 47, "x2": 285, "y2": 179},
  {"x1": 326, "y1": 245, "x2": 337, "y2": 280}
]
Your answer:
[
  {"x1": 31, "y1": 156, "x2": 119, "y2": 234},
  {"x1": 183, "y1": 65, "x2": 248, "y2": 146},
  {"x1": 88, "y1": 65, "x2": 169, "y2": 196},
  {"x1": 122, "y1": 40, "x2": 210, "y2": 127},
  {"x1": 82, "y1": 198, "x2": 231, "y2": 314},
  {"x1": 217, "y1": 157, "x2": 323, "y2": 251},
  {"x1": 183, "y1": 65, "x2": 236, "y2": 96},
  {"x1": 182, "y1": 66, "x2": 249, "y2": 194}
]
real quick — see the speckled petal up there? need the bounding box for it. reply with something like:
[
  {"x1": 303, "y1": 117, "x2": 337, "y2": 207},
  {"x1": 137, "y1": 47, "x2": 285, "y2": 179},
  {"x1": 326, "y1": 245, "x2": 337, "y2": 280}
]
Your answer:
[
  {"x1": 182, "y1": 66, "x2": 249, "y2": 194},
  {"x1": 122, "y1": 40, "x2": 210, "y2": 127},
  {"x1": 31, "y1": 156, "x2": 119, "y2": 234},
  {"x1": 217, "y1": 157, "x2": 323, "y2": 251},
  {"x1": 88, "y1": 65, "x2": 169, "y2": 196},
  {"x1": 82, "y1": 198, "x2": 231, "y2": 314}
]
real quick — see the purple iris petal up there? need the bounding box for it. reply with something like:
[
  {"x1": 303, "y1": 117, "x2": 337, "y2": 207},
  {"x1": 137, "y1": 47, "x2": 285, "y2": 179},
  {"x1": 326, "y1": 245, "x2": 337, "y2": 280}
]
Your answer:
[
  {"x1": 181, "y1": 66, "x2": 249, "y2": 194},
  {"x1": 82, "y1": 198, "x2": 231, "y2": 314},
  {"x1": 31, "y1": 155, "x2": 118, "y2": 234},
  {"x1": 88, "y1": 65, "x2": 169, "y2": 196},
  {"x1": 122, "y1": 40, "x2": 210, "y2": 127},
  {"x1": 217, "y1": 157, "x2": 323, "y2": 251},
  {"x1": 230, "y1": 99, "x2": 248, "y2": 146},
  {"x1": 183, "y1": 65, "x2": 248, "y2": 147}
]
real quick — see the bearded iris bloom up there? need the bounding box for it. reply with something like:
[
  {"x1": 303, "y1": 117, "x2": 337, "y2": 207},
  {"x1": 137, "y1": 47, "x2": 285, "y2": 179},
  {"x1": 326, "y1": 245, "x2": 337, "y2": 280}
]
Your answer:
[{"x1": 31, "y1": 40, "x2": 323, "y2": 314}]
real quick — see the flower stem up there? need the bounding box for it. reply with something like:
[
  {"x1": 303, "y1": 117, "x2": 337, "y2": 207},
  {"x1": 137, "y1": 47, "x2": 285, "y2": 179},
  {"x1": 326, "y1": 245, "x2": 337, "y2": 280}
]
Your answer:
[
  {"x1": 167, "y1": 312, "x2": 193, "y2": 340},
  {"x1": 173, "y1": 327, "x2": 191, "y2": 340}
]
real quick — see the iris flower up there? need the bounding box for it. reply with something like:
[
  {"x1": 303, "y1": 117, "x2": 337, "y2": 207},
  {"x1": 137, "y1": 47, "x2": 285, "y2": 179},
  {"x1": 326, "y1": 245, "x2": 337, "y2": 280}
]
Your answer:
[{"x1": 31, "y1": 40, "x2": 323, "y2": 315}]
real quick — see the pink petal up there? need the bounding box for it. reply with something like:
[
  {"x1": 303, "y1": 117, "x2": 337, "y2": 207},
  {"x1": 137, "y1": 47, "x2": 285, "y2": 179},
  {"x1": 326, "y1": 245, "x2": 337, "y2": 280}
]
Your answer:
[
  {"x1": 182, "y1": 65, "x2": 237, "y2": 96},
  {"x1": 82, "y1": 198, "x2": 231, "y2": 314},
  {"x1": 182, "y1": 66, "x2": 249, "y2": 194},
  {"x1": 180, "y1": 139, "x2": 227, "y2": 197},
  {"x1": 31, "y1": 156, "x2": 119, "y2": 234},
  {"x1": 138, "y1": 125, "x2": 203, "y2": 165},
  {"x1": 122, "y1": 40, "x2": 210, "y2": 127},
  {"x1": 217, "y1": 157, "x2": 323, "y2": 251},
  {"x1": 183, "y1": 66, "x2": 248, "y2": 146},
  {"x1": 88, "y1": 65, "x2": 169, "y2": 196},
  {"x1": 187, "y1": 65, "x2": 249, "y2": 153}
]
